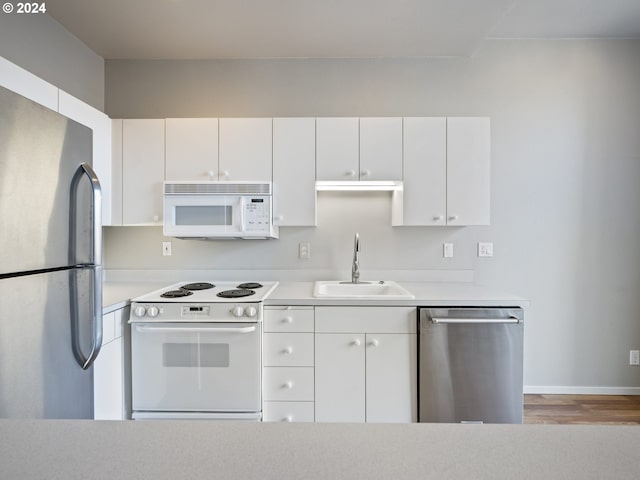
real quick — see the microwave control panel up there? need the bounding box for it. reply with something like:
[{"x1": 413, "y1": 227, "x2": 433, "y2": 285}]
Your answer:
[{"x1": 244, "y1": 198, "x2": 270, "y2": 231}]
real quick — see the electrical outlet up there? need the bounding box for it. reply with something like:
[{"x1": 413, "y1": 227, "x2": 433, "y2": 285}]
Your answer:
[
  {"x1": 299, "y1": 242, "x2": 311, "y2": 260},
  {"x1": 162, "y1": 241, "x2": 172, "y2": 256},
  {"x1": 478, "y1": 242, "x2": 494, "y2": 257},
  {"x1": 443, "y1": 243, "x2": 454, "y2": 258},
  {"x1": 630, "y1": 350, "x2": 640, "y2": 365}
]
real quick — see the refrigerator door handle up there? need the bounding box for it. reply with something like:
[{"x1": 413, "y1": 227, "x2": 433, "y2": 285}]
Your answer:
[{"x1": 69, "y1": 162, "x2": 103, "y2": 370}]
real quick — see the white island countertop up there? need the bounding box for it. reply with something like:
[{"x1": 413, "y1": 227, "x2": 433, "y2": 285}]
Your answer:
[{"x1": 0, "y1": 420, "x2": 637, "y2": 479}]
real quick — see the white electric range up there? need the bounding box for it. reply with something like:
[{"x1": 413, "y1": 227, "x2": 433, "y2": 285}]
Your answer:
[{"x1": 129, "y1": 281, "x2": 278, "y2": 421}]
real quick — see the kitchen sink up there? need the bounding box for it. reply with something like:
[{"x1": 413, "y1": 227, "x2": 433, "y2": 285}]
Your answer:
[{"x1": 313, "y1": 281, "x2": 414, "y2": 299}]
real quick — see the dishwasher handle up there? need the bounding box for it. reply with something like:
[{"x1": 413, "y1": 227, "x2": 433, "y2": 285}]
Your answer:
[{"x1": 430, "y1": 316, "x2": 521, "y2": 325}]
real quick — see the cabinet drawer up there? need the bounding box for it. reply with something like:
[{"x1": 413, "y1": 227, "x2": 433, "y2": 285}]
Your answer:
[
  {"x1": 315, "y1": 307, "x2": 417, "y2": 334},
  {"x1": 263, "y1": 367, "x2": 314, "y2": 401},
  {"x1": 264, "y1": 307, "x2": 314, "y2": 332},
  {"x1": 264, "y1": 333, "x2": 314, "y2": 367},
  {"x1": 263, "y1": 402, "x2": 315, "y2": 422}
]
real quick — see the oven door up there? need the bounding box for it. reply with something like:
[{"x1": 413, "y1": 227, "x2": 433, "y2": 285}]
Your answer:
[{"x1": 131, "y1": 322, "x2": 261, "y2": 413}]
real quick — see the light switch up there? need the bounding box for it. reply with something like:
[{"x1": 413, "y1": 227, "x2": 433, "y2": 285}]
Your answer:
[{"x1": 443, "y1": 243, "x2": 454, "y2": 258}]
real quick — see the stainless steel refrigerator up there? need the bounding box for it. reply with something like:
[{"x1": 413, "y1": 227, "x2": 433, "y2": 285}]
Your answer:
[{"x1": 0, "y1": 86, "x2": 103, "y2": 419}]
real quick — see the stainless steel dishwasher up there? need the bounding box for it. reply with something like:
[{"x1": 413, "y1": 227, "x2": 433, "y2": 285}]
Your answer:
[{"x1": 418, "y1": 307, "x2": 524, "y2": 424}]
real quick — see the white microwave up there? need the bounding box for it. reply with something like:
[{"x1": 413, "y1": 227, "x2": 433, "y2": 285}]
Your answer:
[{"x1": 163, "y1": 181, "x2": 279, "y2": 239}]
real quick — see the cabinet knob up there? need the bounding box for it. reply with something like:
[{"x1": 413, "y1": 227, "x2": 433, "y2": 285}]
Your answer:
[
  {"x1": 275, "y1": 215, "x2": 284, "y2": 222},
  {"x1": 434, "y1": 215, "x2": 444, "y2": 221},
  {"x1": 207, "y1": 170, "x2": 215, "y2": 179},
  {"x1": 221, "y1": 170, "x2": 230, "y2": 179},
  {"x1": 283, "y1": 381, "x2": 293, "y2": 389},
  {"x1": 361, "y1": 170, "x2": 371, "y2": 177},
  {"x1": 283, "y1": 416, "x2": 293, "y2": 423},
  {"x1": 448, "y1": 215, "x2": 459, "y2": 221},
  {"x1": 346, "y1": 170, "x2": 356, "y2": 177},
  {"x1": 283, "y1": 346, "x2": 293, "y2": 354},
  {"x1": 351, "y1": 339, "x2": 361, "y2": 347},
  {"x1": 282, "y1": 316, "x2": 293, "y2": 324},
  {"x1": 369, "y1": 339, "x2": 380, "y2": 348}
]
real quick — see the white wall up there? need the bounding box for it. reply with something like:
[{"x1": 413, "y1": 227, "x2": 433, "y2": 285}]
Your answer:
[
  {"x1": 0, "y1": 13, "x2": 104, "y2": 110},
  {"x1": 103, "y1": 39, "x2": 640, "y2": 391}
]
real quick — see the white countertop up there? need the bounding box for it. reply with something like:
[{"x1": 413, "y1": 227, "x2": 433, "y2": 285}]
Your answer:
[
  {"x1": 0, "y1": 420, "x2": 637, "y2": 479},
  {"x1": 103, "y1": 280, "x2": 529, "y2": 313},
  {"x1": 267, "y1": 281, "x2": 529, "y2": 307}
]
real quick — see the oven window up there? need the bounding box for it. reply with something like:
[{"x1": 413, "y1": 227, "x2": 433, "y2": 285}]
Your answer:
[
  {"x1": 162, "y1": 343, "x2": 230, "y2": 367},
  {"x1": 175, "y1": 206, "x2": 232, "y2": 226}
]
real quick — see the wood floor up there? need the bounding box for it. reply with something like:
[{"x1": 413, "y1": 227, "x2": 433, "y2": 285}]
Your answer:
[{"x1": 524, "y1": 394, "x2": 640, "y2": 425}]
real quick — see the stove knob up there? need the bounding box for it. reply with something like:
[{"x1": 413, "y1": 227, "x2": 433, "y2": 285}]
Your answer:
[
  {"x1": 244, "y1": 306, "x2": 257, "y2": 318},
  {"x1": 231, "y1": 306, "x2": 245, "y2": 318},
  {"x1": 134, "y1": 306, "x2": 147, "y2": 318},
  {"x1": 147, "y1": 306, "x2": 160, "y2": 318}
]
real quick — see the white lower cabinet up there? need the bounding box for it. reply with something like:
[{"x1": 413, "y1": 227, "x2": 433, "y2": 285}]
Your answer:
[
  {"x1": 263, "y1": 401, "x2": 315, "y2": 423},
  {"x1": 263, "y1": 307, "x2": 315, "y2": 422},
  {"x1": 314, "y1": 307, "x2": 417, "y2": 423},
  {"x1": 94, "y1": 307, "x2": 130, "y2": 420}
]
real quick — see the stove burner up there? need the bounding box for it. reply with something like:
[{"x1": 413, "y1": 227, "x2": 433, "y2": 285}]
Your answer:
[
  {"x1": 160, "y1": 289, "x2": 194, "y2": 298},
  {"x1": 216, "y1": 289, "x2": 256, "y2": 299},
  {"x1": 237, "y1": 282, "x2": 263, "y2": 290},
  {"x1": 181, "y1": 282, "x2": 215, "y2": 291}
]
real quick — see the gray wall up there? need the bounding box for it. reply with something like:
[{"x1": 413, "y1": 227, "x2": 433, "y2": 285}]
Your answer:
[
  {"x1": 104, "y1": 39, "x2": 640, "y2": 391},
  {"x1": 0, "y1": 13, "x2": 104, "y2": 110}
]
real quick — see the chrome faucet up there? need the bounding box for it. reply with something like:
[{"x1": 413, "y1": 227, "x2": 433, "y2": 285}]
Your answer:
[{"x1": 351, "y1": 233, "x2": 360, "y2": 284}]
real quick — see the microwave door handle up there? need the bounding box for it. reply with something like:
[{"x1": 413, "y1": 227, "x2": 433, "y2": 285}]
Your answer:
[{"x1": 134, "y1": 325, "x2": 257, "y2": 334}]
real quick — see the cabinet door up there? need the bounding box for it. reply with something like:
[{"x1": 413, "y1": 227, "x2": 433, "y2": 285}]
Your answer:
[
  {"x1": 122, "y1": 119, "x2": 165, "y2": 225},
  {"x1": 315, "y1": 333, "x2": 365, "y2": 422},
  {"x1": 316, "y1": 117, "x2": 359, "y2": 181},
  {"x1": 401, "y1": 117, "x2": 447, "y2": 225},
  {"x1": 446, "y1": 117, "x2": 490, "y2": 226},
  {"x1": 219, "y1": 118, "x2": 272, "y2": 181},
  {"x1": 359, "y1": 118, "x2": 402, "y2": 181},
  {"x1": 165, "y1": 118, "x2": 218, "y2": 181},
  {"x1": 111, "y1": 120, "x2": 123, "y2": 225},
  {"x1": 93, "y1": 310, "x2": 124, "y2": 420},
  {"x1": 272, "y1": 118, "x2": 316, "y2": 226},
  {"x1": 365, "y1": 334, "x2": 417, "y2": 423},
  {"x1": 58, "y1": 90, "x2": 113, "y2": 225}
]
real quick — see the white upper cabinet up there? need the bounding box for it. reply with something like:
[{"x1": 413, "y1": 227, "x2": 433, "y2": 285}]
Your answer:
[
  {"x1": 0, "y1": 56, "x2": 58, "y2": 111},
  {"x1": 359, "y1": 117, "x2": 402, "y2": 181},
  {"x1": 272, "y1": 118, "x2": 317, "y2": 226},
  {"x1": 58, "y1": 90, "x2": 113, "y2": 225},
  {"x1": 401, "y1": 117, "x2": 447, "y2": 225},
  {"x1": 165, "y1": 118, "x2": 219, "y2": 181},
  {"x1": 316, "y1": 117, "x2": 359, "y2": 181},
  {"x1": 399, "y1": 116, "x2": 490, "y2": 226},
  {"x1": 218, "y1": 118, "x2": 272, "y2": 181},
  {"x1": 121, "y1": 119, "x2": 165, "y2": 225},
  {"x1": 446, "y1": 117, "x2": 491, "y2": 226}
]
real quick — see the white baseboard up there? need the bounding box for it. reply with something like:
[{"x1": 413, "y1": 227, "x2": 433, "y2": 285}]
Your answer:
[{"x1": 524, "y1": 386, "x2": 640, "y2": 395}]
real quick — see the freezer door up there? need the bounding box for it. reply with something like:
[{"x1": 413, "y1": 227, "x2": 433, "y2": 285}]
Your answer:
[
  {"x1": 0, "y1": 86, "x2": 94, "y2": 274},
  {"x1": 418, "y1": 308, "x2": 524, "y2": 424},
  {"x1": 0, "y1": 269, "x2": 95, "y2": 419}
]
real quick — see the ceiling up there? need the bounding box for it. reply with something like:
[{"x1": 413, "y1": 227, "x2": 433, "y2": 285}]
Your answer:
[{"x1": 47, "y1": 0, "x2": 640, "y2": 60}]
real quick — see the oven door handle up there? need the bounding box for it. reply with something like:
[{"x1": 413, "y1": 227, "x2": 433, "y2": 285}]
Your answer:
[{"x1": 134, "y1": 325, "x2": 257, "y2": 334}]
